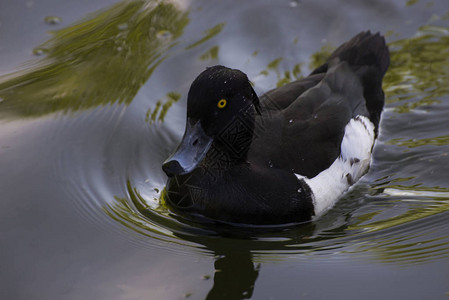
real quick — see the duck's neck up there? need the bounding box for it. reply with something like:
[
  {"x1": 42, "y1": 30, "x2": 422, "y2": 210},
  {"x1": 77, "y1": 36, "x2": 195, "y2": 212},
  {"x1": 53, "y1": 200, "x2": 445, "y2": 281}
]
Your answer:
[{"x1": 202, "y1": 107, "x2": 255, "y2": 174}]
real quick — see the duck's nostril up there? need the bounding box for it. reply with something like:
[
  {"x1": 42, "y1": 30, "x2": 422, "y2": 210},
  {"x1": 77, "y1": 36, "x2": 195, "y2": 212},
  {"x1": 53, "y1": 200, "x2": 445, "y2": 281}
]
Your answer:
[
  {"x1": 192, "y1": 139, "x2": 199, "y2": 146},
  {"x1": 162, "y1": 160, "x2": 184, "y2": 177}
]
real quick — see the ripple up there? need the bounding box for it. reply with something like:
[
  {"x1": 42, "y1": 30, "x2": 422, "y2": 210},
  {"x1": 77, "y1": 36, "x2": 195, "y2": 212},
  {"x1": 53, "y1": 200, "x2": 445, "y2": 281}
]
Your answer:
[
  {"x1": 17, "y1": 5, "x2": 449, "y2": 266},
  {"x1": 99, "y1": 174, "x2": 449, "y2": 265},
  {"x1": 55, "y1": 100, "x2": 448, "y2": 264}
]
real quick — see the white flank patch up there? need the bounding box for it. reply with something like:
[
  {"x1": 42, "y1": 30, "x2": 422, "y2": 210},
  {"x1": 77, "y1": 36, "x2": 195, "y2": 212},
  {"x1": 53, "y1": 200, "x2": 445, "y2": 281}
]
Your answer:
[{"x1": 295, "y1": 116, "x2": 375, "y2": 218}]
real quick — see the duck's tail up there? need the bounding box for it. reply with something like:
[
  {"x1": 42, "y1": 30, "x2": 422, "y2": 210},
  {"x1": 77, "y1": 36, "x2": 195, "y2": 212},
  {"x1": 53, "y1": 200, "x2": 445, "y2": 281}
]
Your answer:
[{"x1": 311, "y1": 31, "x2": 390, "y2": 133}]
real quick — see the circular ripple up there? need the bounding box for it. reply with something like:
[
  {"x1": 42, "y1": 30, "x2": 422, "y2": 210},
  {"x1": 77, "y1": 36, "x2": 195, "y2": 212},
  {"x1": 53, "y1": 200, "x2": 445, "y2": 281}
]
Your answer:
[{"x1": 48, "y1": 103, "x2": 449, "y2": 264}]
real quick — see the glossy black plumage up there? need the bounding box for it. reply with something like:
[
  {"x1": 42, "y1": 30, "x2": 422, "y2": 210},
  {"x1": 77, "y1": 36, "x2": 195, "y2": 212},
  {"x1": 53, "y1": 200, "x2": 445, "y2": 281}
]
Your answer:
[{"x1": 162, "y1": 31, "x2": 390, "y2": 225}]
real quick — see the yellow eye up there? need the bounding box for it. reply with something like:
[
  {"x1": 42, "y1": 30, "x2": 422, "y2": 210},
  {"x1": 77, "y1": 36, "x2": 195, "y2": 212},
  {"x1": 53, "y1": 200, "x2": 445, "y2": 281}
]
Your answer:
[{"x1": 217, "y1": 99, "x2": 227, "y2": 109}]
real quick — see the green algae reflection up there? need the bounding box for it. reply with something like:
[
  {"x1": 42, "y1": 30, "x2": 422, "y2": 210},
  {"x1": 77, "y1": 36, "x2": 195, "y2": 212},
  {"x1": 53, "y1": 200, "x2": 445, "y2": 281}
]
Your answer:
[
  {"x1": 145, "y1": 91, "x2": 181, "y2": 124},
  {"x1": 383, "y1": 25, "x2": 449, "y2": 113},
  {"x1": 0, "y1": 0, "x2": 190, "y2": 117}
]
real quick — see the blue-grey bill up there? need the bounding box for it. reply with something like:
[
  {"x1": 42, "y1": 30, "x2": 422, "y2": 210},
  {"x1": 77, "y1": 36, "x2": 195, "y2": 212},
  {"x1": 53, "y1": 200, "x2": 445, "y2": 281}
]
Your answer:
[{"x1": 162, "y1": 120, "x2": 213, "y2": 177}]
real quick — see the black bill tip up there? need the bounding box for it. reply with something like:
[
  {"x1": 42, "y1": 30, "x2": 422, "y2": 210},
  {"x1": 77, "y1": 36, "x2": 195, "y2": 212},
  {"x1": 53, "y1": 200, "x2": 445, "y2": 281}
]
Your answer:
[{"x1": 162, "y1": 160, "x2": 186, "y2": 177}]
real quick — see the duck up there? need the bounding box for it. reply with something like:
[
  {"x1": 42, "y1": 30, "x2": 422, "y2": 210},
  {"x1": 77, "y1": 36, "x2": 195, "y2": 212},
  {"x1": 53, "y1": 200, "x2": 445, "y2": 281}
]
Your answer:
[{"x1": 162, "y1": 31, "x2": 390, "y2": 225}]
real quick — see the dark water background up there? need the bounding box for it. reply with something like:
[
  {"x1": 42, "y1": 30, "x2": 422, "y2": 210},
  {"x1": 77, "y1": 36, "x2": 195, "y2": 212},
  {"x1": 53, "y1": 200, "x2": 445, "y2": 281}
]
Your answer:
[{"x1": 1, "y1": 0, "x2": 449, "y2": 299}]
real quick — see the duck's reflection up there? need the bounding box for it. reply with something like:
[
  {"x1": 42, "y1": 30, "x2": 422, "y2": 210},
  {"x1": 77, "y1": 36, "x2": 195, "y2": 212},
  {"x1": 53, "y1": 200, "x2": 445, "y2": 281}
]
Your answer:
[
  {"x1": 117, "y1": 184, "x2": 323, "y2": 299},
  {"x1": 172, "y1": 221, "x2": 319, "y2": 300},
  {"x1": 206, "y1": 250, "x2": 259, "y2": 300}
]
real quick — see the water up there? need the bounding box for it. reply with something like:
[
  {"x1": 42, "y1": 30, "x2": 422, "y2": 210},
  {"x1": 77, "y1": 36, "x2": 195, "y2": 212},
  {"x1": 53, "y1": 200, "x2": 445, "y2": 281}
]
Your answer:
[{"x1": 1, "y1": 0, "x2": 449, "y2": 299}]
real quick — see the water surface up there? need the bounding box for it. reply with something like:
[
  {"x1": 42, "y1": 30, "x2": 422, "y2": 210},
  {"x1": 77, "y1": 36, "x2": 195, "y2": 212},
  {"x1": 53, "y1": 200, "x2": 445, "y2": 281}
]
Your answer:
[{"x1": 1, "y1": 0, "x2": 449, "y2": 299}]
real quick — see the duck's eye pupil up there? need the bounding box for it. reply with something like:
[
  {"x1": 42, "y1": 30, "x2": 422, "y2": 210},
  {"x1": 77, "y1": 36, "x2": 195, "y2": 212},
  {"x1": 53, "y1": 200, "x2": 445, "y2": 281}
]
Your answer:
[{"x1": 217, "y1": 99, "x2": 227, "y2": 109}]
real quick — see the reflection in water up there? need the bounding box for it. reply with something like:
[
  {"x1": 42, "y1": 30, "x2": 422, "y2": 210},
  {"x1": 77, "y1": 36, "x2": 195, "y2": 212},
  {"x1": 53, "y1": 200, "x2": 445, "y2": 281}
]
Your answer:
[
  {"x1": 145, "y1": 92, "x2": 181, "y2": 124},
  {"x1": 388, "y1": 135, "x2": 449, "y2": 147},
  {"x1": 104, "y1": 178, "x2": 449, "y2": 268},
  {"x1": 200, "y1": 46, "x2": 220, "y2": 61},
  {"x1": 258, "y1": 57, "x2": 303, "y2": 88},
  {"x1": 185, "y1": 23, "x2": 225, "y2": 50},
  {"x1": 0, "y1": 0, "x2": 224, "y2": 118},
  {"x1": 0, "y1": 0, "x2": 189, "y2": 116},
  {"x1": 206, "y1": 251, "x2": 259, "y2": 300},
  {"x1": 383, "y1": 25, "x2": 449, "y2": 113},
  {"x1": 256, "y1": 43, "x2": 333, "y2": 88},
  {"x1": 350, "y1": 188, "x2": 449, "y2": 232}
]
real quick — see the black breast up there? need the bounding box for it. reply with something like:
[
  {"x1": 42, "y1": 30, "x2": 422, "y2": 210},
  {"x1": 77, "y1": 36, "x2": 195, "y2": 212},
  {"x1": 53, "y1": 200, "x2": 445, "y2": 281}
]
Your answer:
[{"x1": 165, "y1": 163, "x2": 314, "y2": 225}]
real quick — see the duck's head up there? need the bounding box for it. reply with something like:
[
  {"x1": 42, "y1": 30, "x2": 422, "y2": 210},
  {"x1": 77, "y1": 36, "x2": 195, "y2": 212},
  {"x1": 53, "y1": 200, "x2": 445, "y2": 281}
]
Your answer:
[{"x1": 162, "y1": 65, "x2": 260, "y2": 177}]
